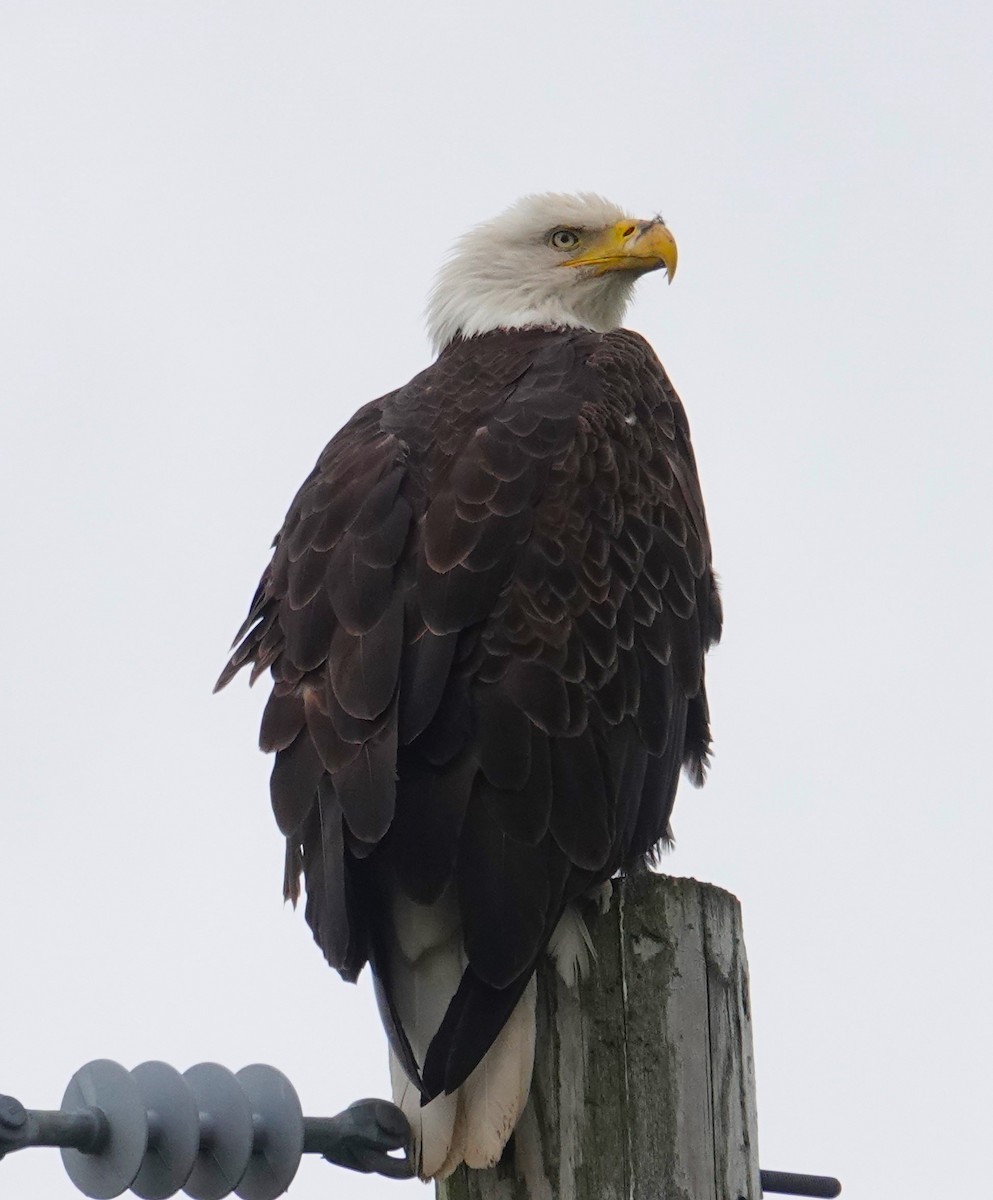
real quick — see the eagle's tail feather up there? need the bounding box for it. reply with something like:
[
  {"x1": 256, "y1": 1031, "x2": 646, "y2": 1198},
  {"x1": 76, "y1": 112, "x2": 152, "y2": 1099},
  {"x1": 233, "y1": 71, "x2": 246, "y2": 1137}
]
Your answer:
[
  {"x1": 398, "y1": 977, "x2": 537, "y2": 1181},
  {"x1": 385, "y1": 891, "x2": 538, "y2": 1180},
  {"x1": 456, "y1": 975, "x2": 536, "y2": 1171},
  {"x1": 389, "y1": 1049, "x2": 460, "y2": 1180},
  {"x1": 386, "y1": 890, "x2": 464, "y2": 1177}
]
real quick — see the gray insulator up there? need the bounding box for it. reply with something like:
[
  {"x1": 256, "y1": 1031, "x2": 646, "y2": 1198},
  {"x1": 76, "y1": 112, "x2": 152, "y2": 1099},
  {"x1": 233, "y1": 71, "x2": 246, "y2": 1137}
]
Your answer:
[{"x1": 2, "y1": 1060, "x2": 411, "y2": 1196}]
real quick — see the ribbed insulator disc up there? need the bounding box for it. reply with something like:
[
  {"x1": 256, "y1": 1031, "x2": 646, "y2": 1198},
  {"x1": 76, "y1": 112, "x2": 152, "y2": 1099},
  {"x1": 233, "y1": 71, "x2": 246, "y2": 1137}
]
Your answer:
[
  {"x1": 182, "y1": 1064, "x2": 253, "y2": 1200},
  {"x1": 60, "y1": 1060, "x2": 148, "y2": 1199},
  {"x1": 234, "y1": 1065, "x2": 303, "y2": 1200},
  {"x1": 131, "y1": 1062, "x2": 200, "y2": 1200}
]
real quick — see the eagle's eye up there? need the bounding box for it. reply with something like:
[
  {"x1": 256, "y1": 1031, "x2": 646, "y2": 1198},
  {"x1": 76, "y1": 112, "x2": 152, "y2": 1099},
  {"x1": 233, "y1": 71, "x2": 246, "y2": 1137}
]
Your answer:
[{"x1": 549, "y1": 228, "x2": 581, "y2": 251}]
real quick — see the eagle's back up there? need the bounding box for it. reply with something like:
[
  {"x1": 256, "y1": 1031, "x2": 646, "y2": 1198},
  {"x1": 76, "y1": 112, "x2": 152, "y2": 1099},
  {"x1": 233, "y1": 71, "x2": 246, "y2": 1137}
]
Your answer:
[{"x1": 218, "y1": 326, "x2": 721, "y2": 1102}]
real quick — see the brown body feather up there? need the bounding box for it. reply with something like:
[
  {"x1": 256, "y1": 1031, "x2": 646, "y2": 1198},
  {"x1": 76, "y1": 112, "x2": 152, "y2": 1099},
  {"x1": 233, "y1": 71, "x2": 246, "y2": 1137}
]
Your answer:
[{"x1": 217, "y1": 326, "x2": 721, "y2": 1102}]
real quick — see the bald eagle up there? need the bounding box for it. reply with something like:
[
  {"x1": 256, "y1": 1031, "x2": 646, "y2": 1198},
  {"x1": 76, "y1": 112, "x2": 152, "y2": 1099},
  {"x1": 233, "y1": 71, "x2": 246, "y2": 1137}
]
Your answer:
[{"x1": 217, "y1": 193, "x2": 721, "y2": 1180}]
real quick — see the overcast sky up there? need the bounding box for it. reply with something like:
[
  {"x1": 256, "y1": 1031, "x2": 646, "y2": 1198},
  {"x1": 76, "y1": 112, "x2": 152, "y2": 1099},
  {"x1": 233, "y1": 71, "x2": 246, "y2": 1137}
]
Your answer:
[{"x1": 2, "y1": 3, "x2": 991, "y2": 1198}]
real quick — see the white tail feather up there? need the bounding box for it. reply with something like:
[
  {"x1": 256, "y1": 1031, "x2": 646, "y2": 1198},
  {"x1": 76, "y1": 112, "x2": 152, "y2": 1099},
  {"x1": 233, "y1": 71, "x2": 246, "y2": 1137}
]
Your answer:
[
  {"x1": 386, "y1": 892, "x2": 539, "y2": 1180},
  {"x1": 458, "y1": 974, "x2": 537, "y2": 1170},
  {"x1": 386, "y1": 892, "x2": 606, "y2": 1178},
  {"x1": 390, "y1": 1048, "x2": 460, "y2": 1180},
  {"x1": 388, "y1": 891, "x2": 465, "y2": 1178}
]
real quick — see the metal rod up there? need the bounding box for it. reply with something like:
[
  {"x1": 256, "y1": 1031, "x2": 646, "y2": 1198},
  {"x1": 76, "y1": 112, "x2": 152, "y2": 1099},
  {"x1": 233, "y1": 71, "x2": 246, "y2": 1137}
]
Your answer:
[
  {"x1": 22, "y1": 1109, "x2": 109, "y2": 1154},
  {"x1": 0, "y1": 1098, "x2": 109, "y2": 1160},
  {"x1": 761, "y1": 1169, "x2": 842, "y2": 1197}
]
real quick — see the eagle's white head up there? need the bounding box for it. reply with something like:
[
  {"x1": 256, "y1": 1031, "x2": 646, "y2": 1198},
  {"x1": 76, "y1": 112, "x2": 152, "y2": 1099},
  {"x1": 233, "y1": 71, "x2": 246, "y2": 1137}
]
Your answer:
[{"x1": 427, "y1": 192, "x2": 677, "y2": 353}]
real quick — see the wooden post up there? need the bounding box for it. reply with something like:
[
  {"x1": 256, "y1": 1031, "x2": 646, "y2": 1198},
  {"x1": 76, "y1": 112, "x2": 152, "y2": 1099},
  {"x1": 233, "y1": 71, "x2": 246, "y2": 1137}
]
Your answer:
[{"x1": 437, "y1": 874, "x2": 761, "y2": 1200}]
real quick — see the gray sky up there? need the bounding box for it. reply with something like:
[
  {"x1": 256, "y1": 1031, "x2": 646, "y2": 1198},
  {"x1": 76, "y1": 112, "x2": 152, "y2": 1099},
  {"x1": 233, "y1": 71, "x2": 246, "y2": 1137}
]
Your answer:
[{"x1": 2, "y1": 3, "x2": 991, "y2": 1197}]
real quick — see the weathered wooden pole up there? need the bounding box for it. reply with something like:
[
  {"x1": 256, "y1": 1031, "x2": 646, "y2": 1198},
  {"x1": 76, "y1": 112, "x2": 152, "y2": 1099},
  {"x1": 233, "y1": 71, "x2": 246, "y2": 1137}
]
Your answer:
[{"x1": 437, "y1": 873, "x2": 761, "y2": 1200}]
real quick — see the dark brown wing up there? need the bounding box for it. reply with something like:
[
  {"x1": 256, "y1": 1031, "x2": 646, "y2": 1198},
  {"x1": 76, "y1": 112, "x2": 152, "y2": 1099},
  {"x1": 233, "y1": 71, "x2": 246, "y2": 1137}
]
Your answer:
[
  {"x1": 216, "y1": 398, "x2": 412, "y2": 991},
  {"x1": 217, "y1": 326, "x2": 721, "y2": 1100}
]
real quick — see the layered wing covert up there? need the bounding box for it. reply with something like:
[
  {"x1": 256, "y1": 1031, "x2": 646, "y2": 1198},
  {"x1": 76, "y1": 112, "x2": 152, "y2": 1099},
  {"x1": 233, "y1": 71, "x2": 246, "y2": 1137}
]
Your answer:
[{"x1": 217, "y1": 326, "x2": 721, "y2": 1100}]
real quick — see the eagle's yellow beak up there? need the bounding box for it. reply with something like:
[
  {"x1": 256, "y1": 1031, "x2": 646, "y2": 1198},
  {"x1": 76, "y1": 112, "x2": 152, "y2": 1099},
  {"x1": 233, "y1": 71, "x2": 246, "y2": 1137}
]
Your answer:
[{"x1": 562, "y1": 219, "x2": 677, "y2": 281}]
